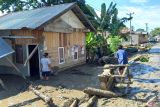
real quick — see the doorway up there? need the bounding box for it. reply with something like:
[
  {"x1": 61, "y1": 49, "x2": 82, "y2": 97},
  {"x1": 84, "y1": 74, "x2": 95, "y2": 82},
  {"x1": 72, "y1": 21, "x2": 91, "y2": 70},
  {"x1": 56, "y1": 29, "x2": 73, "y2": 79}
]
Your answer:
[{"x1": 28, "y1": 45, "x2": 40, "y2": 79}]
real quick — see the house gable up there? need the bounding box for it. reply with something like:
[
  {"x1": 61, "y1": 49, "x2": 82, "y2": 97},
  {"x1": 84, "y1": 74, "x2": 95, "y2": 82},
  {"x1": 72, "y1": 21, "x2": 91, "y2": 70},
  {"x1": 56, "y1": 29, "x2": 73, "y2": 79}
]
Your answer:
[
  {"x1": 60, "y1": 10, "x2": 85, "y2": 29},
  {"x1": 44, "y1": 10, "x2": 85, "y2": 33}
]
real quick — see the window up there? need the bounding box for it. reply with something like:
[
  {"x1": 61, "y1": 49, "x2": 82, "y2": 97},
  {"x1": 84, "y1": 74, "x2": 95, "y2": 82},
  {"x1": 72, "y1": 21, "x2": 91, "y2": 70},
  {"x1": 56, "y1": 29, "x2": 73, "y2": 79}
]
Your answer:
[
  {"x1": 58, "y1": 47, "x2": 65, "y2": 64},
  {"x1": 15, "y1": 45, "x2": 23, "y2": 64}
]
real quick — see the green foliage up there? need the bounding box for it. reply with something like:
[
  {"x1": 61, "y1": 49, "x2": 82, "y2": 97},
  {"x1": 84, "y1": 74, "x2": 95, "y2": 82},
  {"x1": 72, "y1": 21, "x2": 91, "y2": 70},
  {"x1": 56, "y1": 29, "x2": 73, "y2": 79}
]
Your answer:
[
  {"x1": 87, "y1": 2, "x2": 130, "y2": 36},
  {"x1": 86, "y1": 32, "x2": 111, "y2": 63},
  {"x1": 0, "y1": 0, "x2": 87, "y2": 13},
  {"x1": 86, "y1": 32, "x2": 97, "y2": 54},
  {"x1": 137, "y1": 56, "x2": 149, "y2": 62},
  {"x1": 151, "y1": 27, "x2": 160, "y2": 37},
  {"x1": 0, "y1": 0, "x2": 26, "y2": 13},
  {"x1": 108, "y1": 36, "x2": 121, "y2": 52}
]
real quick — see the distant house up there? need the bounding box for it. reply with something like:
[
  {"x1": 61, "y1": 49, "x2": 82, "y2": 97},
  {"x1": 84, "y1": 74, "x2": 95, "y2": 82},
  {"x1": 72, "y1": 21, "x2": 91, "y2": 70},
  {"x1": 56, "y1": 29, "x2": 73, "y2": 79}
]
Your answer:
[
  {"x1": 131, "y1": 31, "x2": 148, "y2": 45},
  {"x1": 0, "y1": 3, "x2": 95, "y2": 78},
  {"x1": 121, "y1": 28, "x2": 148, "y2": 45}
]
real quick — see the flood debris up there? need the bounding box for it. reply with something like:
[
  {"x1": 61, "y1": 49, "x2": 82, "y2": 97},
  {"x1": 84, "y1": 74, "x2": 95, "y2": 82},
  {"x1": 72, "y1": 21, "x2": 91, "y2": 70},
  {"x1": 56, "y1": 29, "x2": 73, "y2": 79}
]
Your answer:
[
  {"x1": 83, "y1": 87, "x2": 122, "y2": 98},
  {"x1": 69, "y1": 98, "x2": 78, "y2": 107},
  {"x1": 79, "y1": 96, "x2": 97, "y2": 107},
  {"x1": 29, "y1": 86, "x2": 53, "y2": 104}
]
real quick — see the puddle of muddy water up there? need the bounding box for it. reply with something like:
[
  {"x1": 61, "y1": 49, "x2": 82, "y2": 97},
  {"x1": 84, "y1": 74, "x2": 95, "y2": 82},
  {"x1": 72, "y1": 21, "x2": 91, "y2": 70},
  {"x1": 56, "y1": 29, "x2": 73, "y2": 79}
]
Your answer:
[{"x1": 130, "y1": 63, "x2": 159, "y2": 77}]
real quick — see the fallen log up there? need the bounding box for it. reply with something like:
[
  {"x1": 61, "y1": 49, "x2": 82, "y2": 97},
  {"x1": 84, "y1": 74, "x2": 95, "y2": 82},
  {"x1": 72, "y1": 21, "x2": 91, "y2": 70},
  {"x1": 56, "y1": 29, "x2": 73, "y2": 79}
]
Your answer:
[
  {"x1": 79, "y1": 96, "x2": 97, "y2": 107},
  {"x1": 83, "y1": 87, "x2": 122, "y2": 98},
  {"x1": 69, "y1": 99, "x2": 78, "y2": 107},
  {"x1": 30, "y1": 86, "x2": 53, "y2": 104},
  {"x1": 78, "y1": 95, "x2": 90, "y2": 105}
]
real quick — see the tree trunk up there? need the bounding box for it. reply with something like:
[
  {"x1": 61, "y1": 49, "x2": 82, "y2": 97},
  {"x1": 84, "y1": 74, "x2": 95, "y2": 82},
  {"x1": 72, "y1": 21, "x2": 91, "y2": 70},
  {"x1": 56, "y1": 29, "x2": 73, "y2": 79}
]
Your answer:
[
  {"x1": 83, "y1": 87, "x2": 122, "y2": 97},
  {"x1": 69, "y1": 99, "x2": 78, "y2": 107},
  {"x1": 79, "y1": 96, "x2": 97, "y2": 107},
  {"x1": 30, "y1": 87, "x2": 53, "y2": 104}
]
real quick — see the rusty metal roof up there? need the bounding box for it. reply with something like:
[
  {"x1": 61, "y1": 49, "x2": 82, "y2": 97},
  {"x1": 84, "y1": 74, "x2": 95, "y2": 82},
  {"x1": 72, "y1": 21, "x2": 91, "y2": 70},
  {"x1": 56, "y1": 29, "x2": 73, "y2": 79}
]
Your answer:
[{"x1": 0, "y1": 3, "x2": 95, "y2": 31}]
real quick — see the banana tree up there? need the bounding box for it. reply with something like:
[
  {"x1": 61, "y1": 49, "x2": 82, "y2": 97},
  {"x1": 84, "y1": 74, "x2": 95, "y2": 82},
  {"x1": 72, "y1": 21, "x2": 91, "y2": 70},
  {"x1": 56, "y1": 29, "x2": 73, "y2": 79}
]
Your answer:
[
  {"x1": 87, "y1": 2, "x2": 130, "y2": 36},
  {"x1": 86, "y1": 32, "x2": 109, "y2": 63}
]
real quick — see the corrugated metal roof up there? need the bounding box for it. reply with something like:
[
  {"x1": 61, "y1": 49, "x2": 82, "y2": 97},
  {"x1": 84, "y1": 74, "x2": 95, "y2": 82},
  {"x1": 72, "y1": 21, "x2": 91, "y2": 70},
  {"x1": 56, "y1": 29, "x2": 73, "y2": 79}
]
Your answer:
[
  {"x1": 0, "y1": 3, "x2": 75, "y2": 29},
  {"x1": 0, "y1": 38, "x2": 14, "y2": 59},
  {"x1": 0, "y1": 3, "x2": 95, "y2": 31},
  {"x1": 1, "y1": 36, "x2": 34, "y2": 39}
]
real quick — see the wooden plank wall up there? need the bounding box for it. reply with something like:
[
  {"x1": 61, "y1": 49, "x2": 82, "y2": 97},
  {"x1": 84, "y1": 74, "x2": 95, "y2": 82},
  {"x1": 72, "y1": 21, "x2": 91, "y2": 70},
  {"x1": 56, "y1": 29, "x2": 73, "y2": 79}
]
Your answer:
[
  {"x1": 43, "y1": 32, "x2": 59, "y2": 66},
  {"x1": 11, "y1": 29, "x2": 43, "y2": 45},
  {"x1": 11, "y1": 30, "x2": 86, "y2": 69},
  {"x1": 44, "y1": 31, "x2": 86, "y2": 68}
]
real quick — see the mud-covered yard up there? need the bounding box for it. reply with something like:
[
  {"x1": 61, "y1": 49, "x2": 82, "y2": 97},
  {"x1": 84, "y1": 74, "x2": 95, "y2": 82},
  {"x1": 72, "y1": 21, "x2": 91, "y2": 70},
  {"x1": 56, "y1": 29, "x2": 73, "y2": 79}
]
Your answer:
[{"x1": 0, "y1": 54, "x2": 160, "y2": 107}]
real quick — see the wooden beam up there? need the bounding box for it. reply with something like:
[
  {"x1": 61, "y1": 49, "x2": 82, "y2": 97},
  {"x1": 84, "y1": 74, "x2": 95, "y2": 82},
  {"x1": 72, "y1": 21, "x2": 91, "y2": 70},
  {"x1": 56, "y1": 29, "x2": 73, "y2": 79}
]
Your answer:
[
  {"x1": 0, "y1": 78, "x2": 7, "y2": 90},
  {"x1": 6, "y1": 57, "x2": 26, "y2": 79},
  {"x1": 24, "y1": 44, "x2": 39, "y2": 66}
]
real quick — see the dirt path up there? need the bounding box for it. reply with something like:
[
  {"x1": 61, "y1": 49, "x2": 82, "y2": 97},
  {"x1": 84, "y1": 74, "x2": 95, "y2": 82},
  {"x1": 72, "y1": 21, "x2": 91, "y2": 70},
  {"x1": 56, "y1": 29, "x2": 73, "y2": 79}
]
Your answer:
[{"x1": 0, "y1": 52, "x2": 160, "y2": 106}]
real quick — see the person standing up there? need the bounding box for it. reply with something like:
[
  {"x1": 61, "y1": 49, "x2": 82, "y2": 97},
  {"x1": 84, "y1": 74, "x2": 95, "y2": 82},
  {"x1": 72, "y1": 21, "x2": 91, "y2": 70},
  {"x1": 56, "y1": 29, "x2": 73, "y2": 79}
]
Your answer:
[
  {"x1": 40, "y1": 53, "x2": 51, "y2": 80},
  {"x1": 115, "y1": 45, "x2": 128, "y2": 75}
]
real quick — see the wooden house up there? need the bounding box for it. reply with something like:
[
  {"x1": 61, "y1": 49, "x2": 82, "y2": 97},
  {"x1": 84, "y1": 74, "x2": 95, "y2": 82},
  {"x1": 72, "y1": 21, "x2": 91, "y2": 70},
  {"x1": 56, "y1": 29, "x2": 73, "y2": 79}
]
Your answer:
[
  {"x1": 0, "y1": 3, "x2": 95, "y2": 78},
  {"x1": 131, "y1": 31, "x2": 148, "y2": 45}
]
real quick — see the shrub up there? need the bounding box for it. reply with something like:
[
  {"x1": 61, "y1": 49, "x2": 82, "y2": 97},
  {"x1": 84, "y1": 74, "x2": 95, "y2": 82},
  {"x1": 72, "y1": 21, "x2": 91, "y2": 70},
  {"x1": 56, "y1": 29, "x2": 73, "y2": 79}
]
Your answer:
[{"x1": 108, "y1": 36, "x2": 121, "y2": 52}]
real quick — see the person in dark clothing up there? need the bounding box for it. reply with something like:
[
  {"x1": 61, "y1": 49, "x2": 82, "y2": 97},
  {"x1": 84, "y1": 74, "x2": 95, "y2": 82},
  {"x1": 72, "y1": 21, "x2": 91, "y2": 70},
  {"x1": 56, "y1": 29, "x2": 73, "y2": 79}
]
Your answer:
[
  {"x1": 97, "y1": 47, "x2": 102, "y2": 59},
  {"x1": 115, "y1": 45, "x2": 128, "y2": 74}
]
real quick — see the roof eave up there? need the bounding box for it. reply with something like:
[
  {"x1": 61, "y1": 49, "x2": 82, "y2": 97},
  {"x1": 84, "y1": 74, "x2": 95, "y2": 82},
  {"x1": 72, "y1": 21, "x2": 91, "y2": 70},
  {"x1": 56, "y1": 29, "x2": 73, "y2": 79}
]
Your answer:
[
  {"x1": 36, "y1": 3, "x2": 76, "y2": 30},
  {"x1": 36, "y1": 3, "x2": 96, "y2": 32},
  {"x1": 72, "y1": 5, "x2": 96, "y2": 32}
]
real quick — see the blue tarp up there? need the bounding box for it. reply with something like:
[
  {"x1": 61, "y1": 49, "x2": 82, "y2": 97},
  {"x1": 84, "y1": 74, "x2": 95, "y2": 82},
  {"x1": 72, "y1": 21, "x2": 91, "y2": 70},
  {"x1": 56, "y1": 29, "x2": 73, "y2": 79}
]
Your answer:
[{"x1": 0, "y1": 38, "x2": 14, "y2": 59}]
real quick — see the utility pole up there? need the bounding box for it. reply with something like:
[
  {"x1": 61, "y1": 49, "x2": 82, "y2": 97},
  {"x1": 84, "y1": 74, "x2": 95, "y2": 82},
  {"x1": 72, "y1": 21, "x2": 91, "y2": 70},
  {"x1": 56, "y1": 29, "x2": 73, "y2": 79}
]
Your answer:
[
  {"x1": 127, "y1": 12, "x2": 134, "y2": 45},
  {"x1": 145, "y1": 23, "x2": 148, "y2": 33}
]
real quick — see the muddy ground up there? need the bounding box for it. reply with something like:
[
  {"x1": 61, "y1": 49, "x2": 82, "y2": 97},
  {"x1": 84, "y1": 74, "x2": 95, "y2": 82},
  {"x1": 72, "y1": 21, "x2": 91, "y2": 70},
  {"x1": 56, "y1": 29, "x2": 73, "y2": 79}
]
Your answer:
[{"x1": 0, "y1": 54, "x2": 160, "y2": 107}]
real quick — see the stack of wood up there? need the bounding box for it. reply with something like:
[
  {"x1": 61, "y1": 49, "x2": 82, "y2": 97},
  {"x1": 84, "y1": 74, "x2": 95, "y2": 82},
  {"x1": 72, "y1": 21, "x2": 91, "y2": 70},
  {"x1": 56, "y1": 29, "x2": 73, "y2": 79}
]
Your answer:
[
  {"x1": 98, "y1": 68, "x2": 115, "y2": 90},
  {"x1": 98, "y1": 64, "x2": 131, "y2": 94},
  {"x1": 98, "y1": 65, "x2": 129, "y2": 90}
]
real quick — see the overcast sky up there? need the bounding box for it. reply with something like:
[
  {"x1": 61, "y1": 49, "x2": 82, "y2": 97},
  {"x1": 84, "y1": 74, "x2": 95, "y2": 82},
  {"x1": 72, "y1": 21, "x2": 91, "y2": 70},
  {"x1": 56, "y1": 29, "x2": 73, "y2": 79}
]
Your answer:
[{"x1": 86, "y1": 0, "x2": 160, "y2": 31}]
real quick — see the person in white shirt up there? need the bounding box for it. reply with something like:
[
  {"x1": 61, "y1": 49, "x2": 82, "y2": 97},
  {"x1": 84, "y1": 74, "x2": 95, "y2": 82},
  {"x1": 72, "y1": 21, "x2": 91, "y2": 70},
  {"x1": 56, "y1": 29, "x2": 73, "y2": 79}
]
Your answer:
[{"x1": 40, "y1": 53, "x2": 51, "y2": 80}]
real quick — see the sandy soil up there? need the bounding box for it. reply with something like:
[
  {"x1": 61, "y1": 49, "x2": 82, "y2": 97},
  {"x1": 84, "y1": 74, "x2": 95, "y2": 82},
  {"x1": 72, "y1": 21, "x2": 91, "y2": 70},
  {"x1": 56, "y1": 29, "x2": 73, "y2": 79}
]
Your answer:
[{"x1": 0, "y1": 54, "x2": 160, "y2": 107}]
